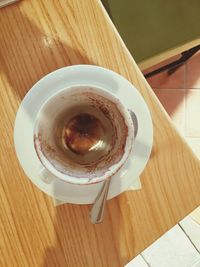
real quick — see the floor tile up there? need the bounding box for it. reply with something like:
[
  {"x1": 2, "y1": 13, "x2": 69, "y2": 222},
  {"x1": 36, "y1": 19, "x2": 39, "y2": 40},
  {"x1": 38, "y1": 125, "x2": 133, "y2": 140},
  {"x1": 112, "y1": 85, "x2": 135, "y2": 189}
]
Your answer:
[
  {"x1": 180, "y1": 216, "x2": 200, "y2": 253},
  {"x1": 186, "y1": 52, "x2": 200, "y2": 89},
  {"x1": 145, "y1": 57, "x2": 185, "y2": 89},
  {"x1": 191, "y1": 259, "x2": 200, "y2": 267},
  {"x1": 154, "y1": 89, "x2": 185, "y2": 134},
  {"x1": 124, "y1": 255, "x2": 148, "y2": 267},
  {"x1": 185, "y1": 138, "x2": 200, "y2": 159},
  {"x1": 141, "y1": 225, "x2": 200, "y2": 267},
  {"x1": 185, "y1": 90, "x2": 200, "y2": 136},
  {"x1": 190, "y1": 207, "x2": 200, "y2": 225}
]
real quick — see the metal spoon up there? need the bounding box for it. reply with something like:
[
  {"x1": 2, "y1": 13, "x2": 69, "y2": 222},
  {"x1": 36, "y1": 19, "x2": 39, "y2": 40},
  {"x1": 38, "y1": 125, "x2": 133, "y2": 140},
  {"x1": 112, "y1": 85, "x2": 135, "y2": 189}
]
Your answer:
[
  {"x1": 90, "y1": 178, "x2": 111, "y2": 224},
  {"x1": 90, "y1": 110, "x2": 138, "y2": 224},
  {"x1": 129, "y1": 110, "x2": 138, "y2": 138}
]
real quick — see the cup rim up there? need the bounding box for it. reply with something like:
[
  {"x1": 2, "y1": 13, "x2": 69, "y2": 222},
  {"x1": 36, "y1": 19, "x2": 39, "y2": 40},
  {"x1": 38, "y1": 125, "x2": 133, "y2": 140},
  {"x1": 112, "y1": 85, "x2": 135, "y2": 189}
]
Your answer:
[{"x1": 33, "y1": 85, "x2": 134, "y2": 185}]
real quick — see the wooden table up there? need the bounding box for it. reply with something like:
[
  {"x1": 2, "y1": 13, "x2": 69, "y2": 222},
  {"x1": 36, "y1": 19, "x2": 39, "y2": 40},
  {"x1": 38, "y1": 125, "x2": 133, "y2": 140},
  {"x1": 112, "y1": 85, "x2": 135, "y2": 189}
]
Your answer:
[{"x1": 0, "y1": 1, "x2": 200, "y2": 266}]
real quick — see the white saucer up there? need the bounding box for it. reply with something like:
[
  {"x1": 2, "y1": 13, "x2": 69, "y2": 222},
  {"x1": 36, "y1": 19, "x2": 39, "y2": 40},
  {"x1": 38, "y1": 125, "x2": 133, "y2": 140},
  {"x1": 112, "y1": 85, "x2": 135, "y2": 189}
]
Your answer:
[{"x1": 14, "y1": 65, "x2": 153, "y2": 204}]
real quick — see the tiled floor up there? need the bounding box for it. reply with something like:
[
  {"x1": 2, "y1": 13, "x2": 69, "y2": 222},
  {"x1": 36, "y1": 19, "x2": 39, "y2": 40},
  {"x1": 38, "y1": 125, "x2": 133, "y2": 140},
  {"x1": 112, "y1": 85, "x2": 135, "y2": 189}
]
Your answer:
[
  {"x1": 141, "y1": 225, "x2": 200, "y2": 267},
  {"x1": 125, "y1": 52, "x2": 200, "y2": 267},
  {"x1": 147, "y1": 52, "x2": 200, "y2": 160}
]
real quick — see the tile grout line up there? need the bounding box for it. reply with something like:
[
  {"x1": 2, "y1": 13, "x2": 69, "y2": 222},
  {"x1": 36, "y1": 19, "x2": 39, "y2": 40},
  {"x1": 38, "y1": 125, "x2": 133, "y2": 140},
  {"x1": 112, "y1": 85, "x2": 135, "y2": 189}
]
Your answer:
[
  {"x1": 140, "y1": 253, "x2": 151, "y2": 267},
  {"x1": 191, "y1": 258, "x2": 200, "y2": 267},
  {"x1": 179, "y1": 223, "x2": 200, "y2": 255}
]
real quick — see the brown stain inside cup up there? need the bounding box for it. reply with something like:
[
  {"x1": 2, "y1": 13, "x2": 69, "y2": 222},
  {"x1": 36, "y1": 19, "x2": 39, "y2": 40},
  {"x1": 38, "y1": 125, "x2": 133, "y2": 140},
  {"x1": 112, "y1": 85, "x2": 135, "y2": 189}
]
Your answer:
[{"x1": 64, "y1": 113, "x2": 104, "y2": 155}]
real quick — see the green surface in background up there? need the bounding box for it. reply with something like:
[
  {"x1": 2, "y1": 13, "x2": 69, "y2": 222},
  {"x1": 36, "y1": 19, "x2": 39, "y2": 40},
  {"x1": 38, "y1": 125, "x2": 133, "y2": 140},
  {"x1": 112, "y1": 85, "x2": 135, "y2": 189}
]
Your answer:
[{"x1": 102, "y1": 0, "x2": 200, "y2": 62}]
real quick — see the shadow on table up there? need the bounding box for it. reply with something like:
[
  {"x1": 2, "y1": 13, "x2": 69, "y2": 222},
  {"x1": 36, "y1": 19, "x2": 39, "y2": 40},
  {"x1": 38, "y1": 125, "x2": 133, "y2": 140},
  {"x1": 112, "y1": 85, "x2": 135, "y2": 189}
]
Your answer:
[
  {"x1": 0, "y1": 2, "x2": 94, "y2": 102},
  {"x1": 0, "y1": 3, "x2": 137, "y2": 267},
  {"x1": 42, "y1": 197, "x2": 136, "y2": 267}
]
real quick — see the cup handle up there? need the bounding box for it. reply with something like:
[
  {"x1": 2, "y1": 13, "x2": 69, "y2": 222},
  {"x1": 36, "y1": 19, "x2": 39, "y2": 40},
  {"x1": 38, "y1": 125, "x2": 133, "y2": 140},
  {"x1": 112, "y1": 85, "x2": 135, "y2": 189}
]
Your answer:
[
  {"x1": 128, "y1": 109, "x2": 138, "y2": 137},
  {"x1": 39, "y1": 167, "x2": 56, "y2": 184}
]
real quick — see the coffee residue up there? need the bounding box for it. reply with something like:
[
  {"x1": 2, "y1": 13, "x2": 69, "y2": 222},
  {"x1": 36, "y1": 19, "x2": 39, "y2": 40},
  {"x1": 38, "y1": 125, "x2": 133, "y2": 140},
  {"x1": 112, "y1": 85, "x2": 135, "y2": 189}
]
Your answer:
[{"x1": 64, "y1": 113, "x2": 103, "y2": 155}]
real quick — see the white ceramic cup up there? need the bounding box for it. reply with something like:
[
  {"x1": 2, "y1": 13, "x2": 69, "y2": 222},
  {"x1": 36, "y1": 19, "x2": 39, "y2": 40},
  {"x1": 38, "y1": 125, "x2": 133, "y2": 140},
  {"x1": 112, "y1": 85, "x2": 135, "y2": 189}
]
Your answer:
[{"x1": 34, "y1": 85, "x2": 135, "y2": 185}]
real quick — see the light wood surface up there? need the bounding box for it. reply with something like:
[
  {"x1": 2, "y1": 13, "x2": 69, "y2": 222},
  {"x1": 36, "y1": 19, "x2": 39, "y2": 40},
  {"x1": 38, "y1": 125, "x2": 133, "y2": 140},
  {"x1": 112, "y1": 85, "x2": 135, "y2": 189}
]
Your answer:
[{"x1": 1, "y1": 1, "x2": 200, "y2": 266}]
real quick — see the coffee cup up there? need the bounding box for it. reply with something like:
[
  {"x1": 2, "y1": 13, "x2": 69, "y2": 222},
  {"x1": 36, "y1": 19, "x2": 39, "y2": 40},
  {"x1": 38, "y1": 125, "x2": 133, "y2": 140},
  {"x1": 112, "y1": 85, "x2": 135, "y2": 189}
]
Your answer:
[{"x1": 34, "y1": 85, "x2": 135, "y2": 185}]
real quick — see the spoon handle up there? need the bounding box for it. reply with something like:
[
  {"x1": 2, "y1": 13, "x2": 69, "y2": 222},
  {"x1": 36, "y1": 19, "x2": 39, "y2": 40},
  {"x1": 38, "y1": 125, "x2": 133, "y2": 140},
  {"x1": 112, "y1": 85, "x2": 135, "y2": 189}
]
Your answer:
[{"x1": 90, "y1": 178, "x2": 111, "y2": 224}]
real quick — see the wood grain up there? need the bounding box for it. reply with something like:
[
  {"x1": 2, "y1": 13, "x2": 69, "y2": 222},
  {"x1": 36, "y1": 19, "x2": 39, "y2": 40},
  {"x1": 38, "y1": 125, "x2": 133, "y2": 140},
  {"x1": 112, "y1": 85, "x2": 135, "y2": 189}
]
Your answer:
[{"x1": 0, "y1": 1, "x2": 200, "y2": 266}]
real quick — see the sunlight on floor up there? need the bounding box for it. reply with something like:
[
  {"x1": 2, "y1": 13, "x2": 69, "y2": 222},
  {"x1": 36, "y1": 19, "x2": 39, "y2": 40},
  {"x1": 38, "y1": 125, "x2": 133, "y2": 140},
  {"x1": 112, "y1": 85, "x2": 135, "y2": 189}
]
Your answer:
[{"x1": 146, "y1": 52, "x2": 200, "y2": 160}]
